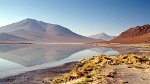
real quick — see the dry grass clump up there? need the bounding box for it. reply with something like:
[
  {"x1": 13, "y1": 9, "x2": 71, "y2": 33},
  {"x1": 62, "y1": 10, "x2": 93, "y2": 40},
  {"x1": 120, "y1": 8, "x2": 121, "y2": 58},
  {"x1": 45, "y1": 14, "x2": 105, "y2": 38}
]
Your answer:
[
  {"x1": 51, "y1": 54, "x2": 150, "y2": 84},
  {"x1": 111, "y1": 54, "x2": 150, "y2": 65}
]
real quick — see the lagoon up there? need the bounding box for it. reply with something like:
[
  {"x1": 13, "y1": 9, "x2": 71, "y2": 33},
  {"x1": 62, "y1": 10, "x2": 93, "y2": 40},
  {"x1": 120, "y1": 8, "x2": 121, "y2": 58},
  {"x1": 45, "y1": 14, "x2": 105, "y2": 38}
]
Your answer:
[{"x1": 0, "y1": 44, "x2": 119, "y2": 78}]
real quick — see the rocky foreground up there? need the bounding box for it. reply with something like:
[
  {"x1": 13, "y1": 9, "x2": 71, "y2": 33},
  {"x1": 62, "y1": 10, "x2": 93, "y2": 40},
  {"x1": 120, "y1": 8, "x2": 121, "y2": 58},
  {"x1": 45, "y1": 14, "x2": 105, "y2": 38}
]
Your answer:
[{"x1": 52, "y1": 53, "x2": 150, "y2": 84}]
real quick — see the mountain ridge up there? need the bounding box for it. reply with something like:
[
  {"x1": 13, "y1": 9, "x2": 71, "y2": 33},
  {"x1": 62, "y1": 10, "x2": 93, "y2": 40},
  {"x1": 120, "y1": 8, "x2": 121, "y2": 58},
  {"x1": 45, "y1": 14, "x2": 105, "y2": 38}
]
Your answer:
[
  {"x1": 0, "y1": 32, "x2": 28, "y2": 42},
  {"x1": 110, "y1": 24, "x2": 150, "y2": 43},
  {"x1": 89, "y1": 33, "x2": 115, "y2": 40},
  {"x1": 0, "y1": 18, "x2": 99, "y2": 43}
]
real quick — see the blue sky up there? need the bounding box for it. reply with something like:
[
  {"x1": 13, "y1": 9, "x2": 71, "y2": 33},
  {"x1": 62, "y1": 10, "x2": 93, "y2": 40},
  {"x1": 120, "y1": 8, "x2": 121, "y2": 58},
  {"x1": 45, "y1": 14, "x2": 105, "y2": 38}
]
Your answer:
[{"x1": 0, "y1": 0, "x2": 150, "y2": 36}]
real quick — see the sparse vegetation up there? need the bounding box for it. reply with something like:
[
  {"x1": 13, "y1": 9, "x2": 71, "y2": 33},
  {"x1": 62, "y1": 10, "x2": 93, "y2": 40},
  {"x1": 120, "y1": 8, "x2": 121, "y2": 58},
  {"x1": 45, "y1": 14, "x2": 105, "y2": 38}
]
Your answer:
[{"x1": 52, "y1": 53, "x2": 150, "y2": 84}]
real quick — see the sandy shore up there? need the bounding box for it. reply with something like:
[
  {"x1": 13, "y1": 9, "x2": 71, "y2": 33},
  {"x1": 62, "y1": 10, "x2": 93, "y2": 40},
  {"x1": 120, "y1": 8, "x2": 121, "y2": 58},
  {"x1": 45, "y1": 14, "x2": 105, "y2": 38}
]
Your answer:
[
  {"x1": 103, "y1": 46, "x2": 140, "y2": 54},
  {"x1": 58, "y1": 65, "x2": 150, "y2": 84},
  {"x1": 0, "y1": 62, "x2": 77, "y2": 84}
]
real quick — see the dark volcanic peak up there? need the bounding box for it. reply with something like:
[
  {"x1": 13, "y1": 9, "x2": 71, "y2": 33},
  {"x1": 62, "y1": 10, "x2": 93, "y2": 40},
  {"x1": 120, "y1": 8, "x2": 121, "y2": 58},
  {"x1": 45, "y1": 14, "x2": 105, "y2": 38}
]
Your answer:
[
  {"x1": 111, "y1": 24, "x2": 150, "y2": 43},
  {"x1": 118, "y1": 24, "x2": 150, "y2": 38}
]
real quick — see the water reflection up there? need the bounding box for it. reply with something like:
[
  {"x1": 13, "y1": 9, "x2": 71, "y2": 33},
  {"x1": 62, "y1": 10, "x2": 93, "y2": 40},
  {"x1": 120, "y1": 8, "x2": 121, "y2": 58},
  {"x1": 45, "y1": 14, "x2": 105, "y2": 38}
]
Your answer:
[
  {"x1": 0, "y1": 44, "x2": 119, "y2": 74},
  {"x1": 0, "y1": 44, "x2": 93, "y2": 67}
]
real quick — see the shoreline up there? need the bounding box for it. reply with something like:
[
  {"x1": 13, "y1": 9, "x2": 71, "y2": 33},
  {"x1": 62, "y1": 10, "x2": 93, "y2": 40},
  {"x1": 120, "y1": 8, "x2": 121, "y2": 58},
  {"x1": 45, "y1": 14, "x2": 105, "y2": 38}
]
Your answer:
[
  {"x1": 0, "y1": 43, "x2": 149, "y2": 84},
  {"x1": 0, "y1": 42, "x2": 86, "y2": 44},
  {"x1": 0, "y1": 61, "x2": 78, "y2": 84}
]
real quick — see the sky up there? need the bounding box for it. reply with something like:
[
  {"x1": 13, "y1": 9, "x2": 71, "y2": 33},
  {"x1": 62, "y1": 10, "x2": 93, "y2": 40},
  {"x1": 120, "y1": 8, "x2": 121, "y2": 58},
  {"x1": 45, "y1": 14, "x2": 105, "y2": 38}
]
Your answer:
[{"x1": 0, "y1": 0, "x2": 150, "y2": 36}]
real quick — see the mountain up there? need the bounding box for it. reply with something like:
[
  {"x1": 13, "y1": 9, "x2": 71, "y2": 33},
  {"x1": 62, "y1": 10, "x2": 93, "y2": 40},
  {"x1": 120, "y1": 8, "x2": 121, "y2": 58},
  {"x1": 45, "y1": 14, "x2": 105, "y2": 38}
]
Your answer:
[
  {"x1": 89, "y1": 33, "x2": 115, "y2": 40},
  {"x1": 0, "y1": 18, "x2": 99, "y2": 43},
  {"x1": 110, "y1": 24, "x2": 150, "y2": 43},
  {"x1": 0, "y1": 33, "x2": 28, "y2": 42}
]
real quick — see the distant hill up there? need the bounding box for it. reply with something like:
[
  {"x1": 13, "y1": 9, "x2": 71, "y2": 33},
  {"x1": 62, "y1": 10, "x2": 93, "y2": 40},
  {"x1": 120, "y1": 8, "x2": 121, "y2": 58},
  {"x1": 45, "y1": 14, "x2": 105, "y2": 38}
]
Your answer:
[
  {"x1": 0, "y1": 18, "x2": 99, "y2": 43},
  {"x1": 111, "y1": 24, "x2": 150, "y2": 43},
  {"x1": 89, "y1": 33, "x2": 115, "y2": 40}
]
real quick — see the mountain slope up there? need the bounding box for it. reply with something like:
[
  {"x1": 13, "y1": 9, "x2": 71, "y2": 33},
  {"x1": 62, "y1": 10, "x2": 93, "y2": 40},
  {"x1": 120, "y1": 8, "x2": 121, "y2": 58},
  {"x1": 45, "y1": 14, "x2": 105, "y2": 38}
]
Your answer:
[
  {"x1": 111, "y1": 24, "x2": 150, "y2": 43},
  {"x1": 89, "y1": 33, "x2": 115, "y2": 40},
  {"x1": 0, "y1": 33, "x2": 28, "y2": 42},
  {"x1": 0, "y1": 18, "x2": 99, "y2": 43}
]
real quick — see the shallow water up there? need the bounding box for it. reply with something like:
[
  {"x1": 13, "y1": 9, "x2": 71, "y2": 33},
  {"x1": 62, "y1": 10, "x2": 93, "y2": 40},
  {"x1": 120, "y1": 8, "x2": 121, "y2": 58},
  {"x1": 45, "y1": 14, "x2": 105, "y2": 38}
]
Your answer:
[{"x1": 0, "y1": 44, "x2": 119, "y2": 78}]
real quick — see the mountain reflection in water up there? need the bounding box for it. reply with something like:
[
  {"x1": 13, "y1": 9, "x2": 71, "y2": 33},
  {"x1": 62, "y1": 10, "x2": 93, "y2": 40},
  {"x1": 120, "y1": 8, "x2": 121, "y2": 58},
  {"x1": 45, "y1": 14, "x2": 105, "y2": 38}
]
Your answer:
[{"x1": 0, "y1": 44, "x2": 119, "y2": 75}]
